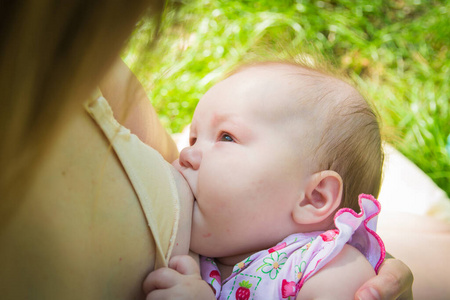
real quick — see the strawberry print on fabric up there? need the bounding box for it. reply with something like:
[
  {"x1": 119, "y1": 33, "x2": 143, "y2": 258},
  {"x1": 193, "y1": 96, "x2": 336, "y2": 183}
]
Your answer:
[
  {"x1": 227, "y1": 274, "x2": 262, "y2": 300},
  {"x1": 281, "y1": 279, "x2": 297, "y2": 298},
  {"x1": 235, "y1": 280, "x2": 252, "y2": 300}
]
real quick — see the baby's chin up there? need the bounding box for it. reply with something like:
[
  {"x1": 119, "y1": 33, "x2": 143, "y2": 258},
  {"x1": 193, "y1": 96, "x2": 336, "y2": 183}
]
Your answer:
[
  {"x1": 190, "y1": 240, "x2": 257, "y2": 265},
  {"x1": 189, "y1": 242, "x2": 230, "y2": 258},
  {"x1": 189, "y1": 221, "x2": 222, "y2": 257},
  {"x1": 189, "y1": 229, "x2": 250, "y2": 259},
  {"x1": 188, "y1": 238, "x2": 212, "y2": 257}
]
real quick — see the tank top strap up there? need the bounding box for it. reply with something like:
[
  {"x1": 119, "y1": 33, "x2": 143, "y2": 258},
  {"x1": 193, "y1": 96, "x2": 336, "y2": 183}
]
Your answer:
[{"x1": 84, "y1": 90, "x2": 180, "y2": 269}]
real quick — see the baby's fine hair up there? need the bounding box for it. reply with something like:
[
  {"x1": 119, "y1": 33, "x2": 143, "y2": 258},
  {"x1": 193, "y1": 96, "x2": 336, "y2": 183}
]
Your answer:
[
  {"x1": 230, "y1": 57, "x2": 384, "y2": 212},
  {"x1": 307, "y1": 66, "x2": 383, "y2": 212}
]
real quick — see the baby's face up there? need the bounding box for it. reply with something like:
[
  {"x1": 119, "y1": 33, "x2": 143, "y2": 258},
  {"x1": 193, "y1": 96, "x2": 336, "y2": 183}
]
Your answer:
[{"x1": 173, "y1": 64, "x2": 318, "y2": 258}]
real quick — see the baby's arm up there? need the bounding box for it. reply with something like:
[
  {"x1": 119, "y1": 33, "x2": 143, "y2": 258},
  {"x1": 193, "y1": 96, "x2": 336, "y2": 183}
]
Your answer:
[
  {"x1": 143, "y1": 255, "x2": 215, "y2": 300},
  {"x1": 297, "y1": 244, "x2": 375, "y2": 300}
]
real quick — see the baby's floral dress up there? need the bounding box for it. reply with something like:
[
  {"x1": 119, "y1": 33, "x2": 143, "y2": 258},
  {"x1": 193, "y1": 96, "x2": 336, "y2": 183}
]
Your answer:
[{"x1": 200, "y1": 194, "x2": 386, "y2": 300}]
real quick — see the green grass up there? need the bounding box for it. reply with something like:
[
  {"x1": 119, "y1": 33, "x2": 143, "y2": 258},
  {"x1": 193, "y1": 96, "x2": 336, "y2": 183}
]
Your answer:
[{"x1": 123, "y1": 0, "x2": 450, "y2": 198}]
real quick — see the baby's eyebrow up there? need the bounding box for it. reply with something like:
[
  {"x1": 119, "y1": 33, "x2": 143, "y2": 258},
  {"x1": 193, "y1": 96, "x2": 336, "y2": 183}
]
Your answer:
[
  {"x1": 210, "y1": 113, "x2": 252, "y2": 140},
  {"x1": 210, "y1": 112, "x2": 230, "y2": 127},
  {"x1": 210, "y1": 113, "x2": 244, "y2": 131}
]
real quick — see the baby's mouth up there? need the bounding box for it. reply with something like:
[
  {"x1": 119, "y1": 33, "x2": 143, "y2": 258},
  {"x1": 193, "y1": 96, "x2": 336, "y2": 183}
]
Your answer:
[
  {"x1": 171, "y1": 160, "x2": 197, "y2": 199},
  {"x1": 177, "y1": 168, "x2": 197, "y2": 200}
]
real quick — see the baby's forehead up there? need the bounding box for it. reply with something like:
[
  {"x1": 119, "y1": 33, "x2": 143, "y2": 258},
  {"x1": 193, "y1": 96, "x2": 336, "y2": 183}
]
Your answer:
[
  {"x1": 235, "y1": 62, "x2": 362, "y2": 131},
  {"x1": 235, "y1": 62, "x2": 350, "y2": 95},
  {"x1": 235, "y1": 63, "x2": 353, "y2": 111}
]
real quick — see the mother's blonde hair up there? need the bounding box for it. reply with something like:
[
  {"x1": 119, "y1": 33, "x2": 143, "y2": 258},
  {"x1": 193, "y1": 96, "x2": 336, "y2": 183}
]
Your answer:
[{"x1": 0, "y1": 0, "x2": 164, "y2": 202}]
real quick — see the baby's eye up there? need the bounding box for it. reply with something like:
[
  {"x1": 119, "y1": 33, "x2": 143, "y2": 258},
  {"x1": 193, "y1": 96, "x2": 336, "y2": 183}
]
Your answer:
[
  {"x1": 219, "y1": 132, "x2": 234, "y2": 142},
  {"x1": 189, "y1": 137, "x2": 197, "y2": 146}
]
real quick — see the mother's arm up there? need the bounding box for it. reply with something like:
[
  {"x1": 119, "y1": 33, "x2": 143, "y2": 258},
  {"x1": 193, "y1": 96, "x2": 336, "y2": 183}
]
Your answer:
[{"x1": 99, "y1": 58, "x2": 179, "y2": 162}]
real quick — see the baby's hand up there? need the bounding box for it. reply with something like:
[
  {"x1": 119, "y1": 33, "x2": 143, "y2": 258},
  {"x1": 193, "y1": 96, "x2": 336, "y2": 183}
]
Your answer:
[{"x1": 143, "y1": 255, "x2": 216, "y2": 300}]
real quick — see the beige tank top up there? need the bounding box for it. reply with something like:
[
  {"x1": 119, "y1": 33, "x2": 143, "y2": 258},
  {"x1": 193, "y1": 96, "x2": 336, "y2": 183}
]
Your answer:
[{"x1": 84, "y1": 90, "x2": 180, "y2": 269}]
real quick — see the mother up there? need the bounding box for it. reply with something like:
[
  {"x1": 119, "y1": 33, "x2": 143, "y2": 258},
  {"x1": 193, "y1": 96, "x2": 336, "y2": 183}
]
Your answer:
[{"x1": 0, "y1": 0, "x2": 412, "y2": 299}]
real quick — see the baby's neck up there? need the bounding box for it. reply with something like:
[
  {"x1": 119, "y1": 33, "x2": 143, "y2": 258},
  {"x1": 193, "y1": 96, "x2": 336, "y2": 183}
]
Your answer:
[{"x1": 215, "y1": 252, "x2": 254, "y2": 280}]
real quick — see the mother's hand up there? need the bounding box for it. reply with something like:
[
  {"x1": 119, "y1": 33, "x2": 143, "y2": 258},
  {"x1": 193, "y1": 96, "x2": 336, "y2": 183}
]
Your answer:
[{"x1": 355, "y1": 258, "x2": 413, "y2": 300}]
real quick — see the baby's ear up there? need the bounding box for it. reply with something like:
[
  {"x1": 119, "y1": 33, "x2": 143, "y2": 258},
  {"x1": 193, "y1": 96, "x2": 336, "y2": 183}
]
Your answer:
[{"x1": 293, "y1": 171, "x2": 343, "y2": 225}]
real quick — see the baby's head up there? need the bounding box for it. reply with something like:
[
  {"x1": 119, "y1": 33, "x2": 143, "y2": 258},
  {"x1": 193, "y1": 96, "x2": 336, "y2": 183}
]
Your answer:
[
  {"x1": 229, "y1": 61, "x2": 383, "y2": 211},
  {"x1": 281, "y1": 62, "x2": 383, "y2": 212},
  {"x1": 174, "y1": 61, "x2": 383, "y2": 258}
]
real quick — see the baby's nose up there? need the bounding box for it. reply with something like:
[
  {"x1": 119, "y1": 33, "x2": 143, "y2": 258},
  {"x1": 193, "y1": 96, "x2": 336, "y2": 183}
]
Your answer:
[{"x1": 179, "y1": 146, "x2": 202, "y2": 170}]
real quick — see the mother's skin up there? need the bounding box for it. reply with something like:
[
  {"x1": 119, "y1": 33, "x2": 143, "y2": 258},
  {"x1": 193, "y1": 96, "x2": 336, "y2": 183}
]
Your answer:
[
  {"x1": 0, "y1": 59, "x2": 193, "y2": 299},
  {"x1": 378, "y1": 212, "x2": 450, "y2": 299}
]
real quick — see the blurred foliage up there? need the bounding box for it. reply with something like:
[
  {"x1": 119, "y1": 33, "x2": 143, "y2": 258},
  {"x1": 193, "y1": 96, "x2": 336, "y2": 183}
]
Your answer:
[{"x1": 123, "y1": 0, "x2": 450, "y2": 197}]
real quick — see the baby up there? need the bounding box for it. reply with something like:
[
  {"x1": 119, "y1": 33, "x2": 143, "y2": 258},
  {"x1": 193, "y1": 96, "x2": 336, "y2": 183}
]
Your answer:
[{"x1": 145, "y1": 61, "x2": 385, "y2": 299}]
